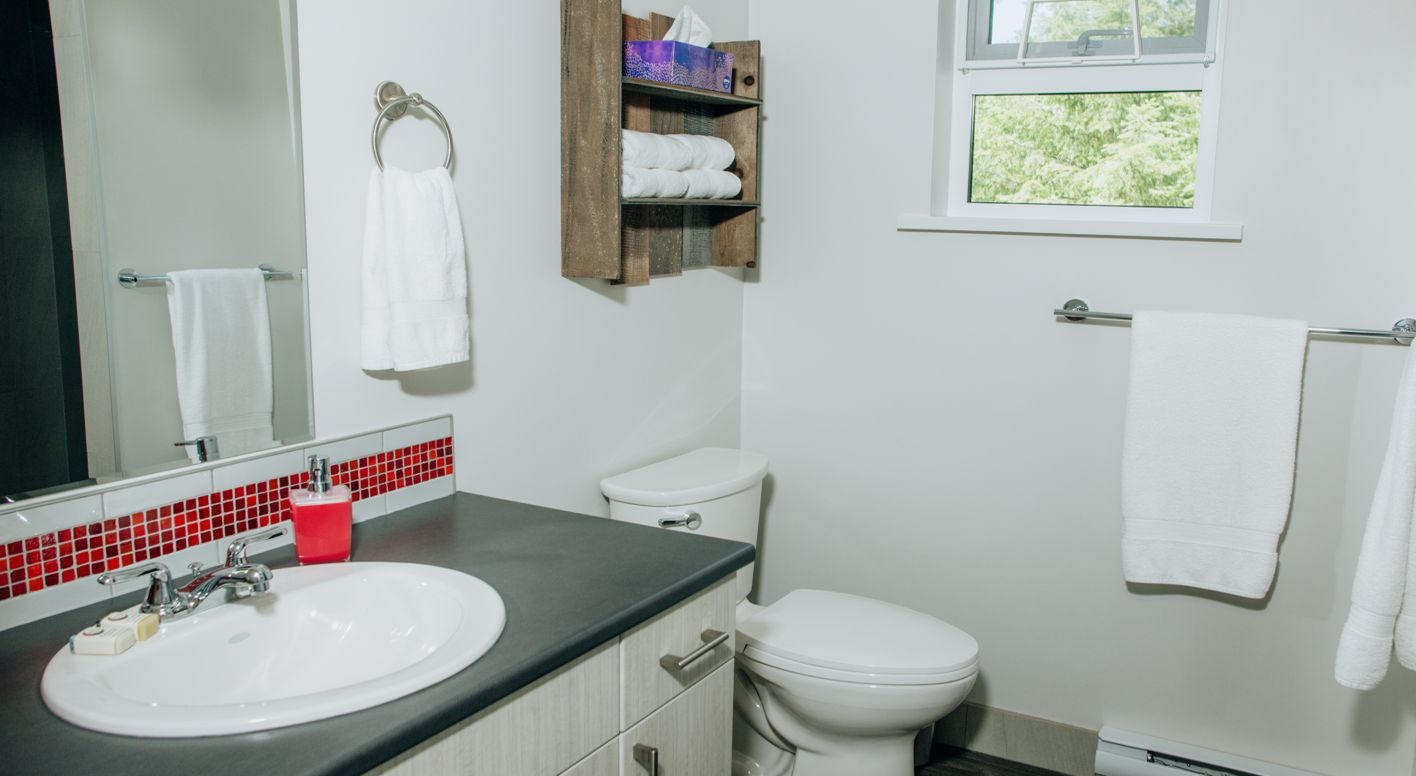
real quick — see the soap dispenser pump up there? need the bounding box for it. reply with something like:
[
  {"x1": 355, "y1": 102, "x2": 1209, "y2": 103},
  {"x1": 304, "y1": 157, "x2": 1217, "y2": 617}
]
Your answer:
[{"x1": 289, "y1": 455, "x2": 352, "y2": 564}]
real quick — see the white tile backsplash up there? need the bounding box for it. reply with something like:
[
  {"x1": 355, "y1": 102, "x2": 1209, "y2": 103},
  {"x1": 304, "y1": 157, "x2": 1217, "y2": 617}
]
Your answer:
[
  {"x1": 354, "y1": 494, "x2": 387, "y2": 523},
  {"x1": 0, "y1": 540, "x2": 221, "y2": 632},
  {"x1": 1, "y1": 416, "x2": 455, "y2": 631},
  {"x1": 101, "y1": 471, "x2": 212, "y2": 518},
  {"x1": 386, "y1": 475, "x2": 456, "y2": 514},
  {"x1": 0, "y1": 496, "x2": 102, "y2": 545},
  {"x1": 213, "y1": 450, "x2": 305, "y2": 492},
  {"x1": 304, "y1": 432, "x2": 382, "y2": 465},
  {"x1": 383, "y1": 417, "x2": 452, "y2": 451}
]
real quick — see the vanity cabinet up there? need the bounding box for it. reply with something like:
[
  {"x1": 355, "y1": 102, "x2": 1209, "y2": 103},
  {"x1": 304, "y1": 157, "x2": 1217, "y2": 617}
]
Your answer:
[{"x1": 369, "y1": 577, "x2": 736, "y2": 776}]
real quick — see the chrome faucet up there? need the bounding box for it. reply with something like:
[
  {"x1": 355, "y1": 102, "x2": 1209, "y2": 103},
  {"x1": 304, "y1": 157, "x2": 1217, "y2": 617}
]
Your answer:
[{"x1": 97, "y1": 526, "x2": 286, "y2": 621}]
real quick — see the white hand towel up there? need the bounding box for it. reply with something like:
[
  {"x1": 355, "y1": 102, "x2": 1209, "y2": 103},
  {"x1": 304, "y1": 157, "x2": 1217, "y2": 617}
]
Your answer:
[
  {"x1": 622, "y1": 130, "x2": 665, "y2": 169},
  {"x1": 668, "y1": 135, "x2": 713, "y2": 170},
  {"x1": 1337, "y1": 344, "x2": 1416, "y2": 689},
  {"x1": 699, "y1": 135, "x2": 736, "y2": 171},
  {"x1": 654, "y1": 169, "x2": 690, "y2": 198},
  {"x1": 361, "y1": 166, "x2": 469, "y2": 372},
  {"x1": 683, "y1": 169, "x2": 742, "y2": 199},
  {"x1": 622, "y1": 166, "x2": 664, "y2": 198},
  {"x1": 166, "y1": 269, "x2": 274, "y2": 461},
  {"x1": 1121, "y1": 311, "x2": 1309, "y2": 598}
]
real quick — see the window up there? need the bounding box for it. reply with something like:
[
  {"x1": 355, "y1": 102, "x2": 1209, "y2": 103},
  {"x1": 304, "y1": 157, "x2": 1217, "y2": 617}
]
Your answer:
[{"x1": 909, "y1": 0, "x2": 1237, "y2": 239}]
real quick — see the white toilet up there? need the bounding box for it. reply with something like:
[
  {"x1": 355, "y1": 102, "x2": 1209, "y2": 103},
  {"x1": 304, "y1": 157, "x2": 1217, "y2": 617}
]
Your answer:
[{"x1": 600, "y1": 448, "x2": 979, "y2": 776}]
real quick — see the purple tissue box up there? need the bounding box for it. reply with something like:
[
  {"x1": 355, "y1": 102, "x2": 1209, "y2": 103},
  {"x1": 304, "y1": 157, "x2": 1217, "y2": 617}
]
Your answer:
[{"x1": 624, "y1": 41, "x2": 734, "y2": 93}]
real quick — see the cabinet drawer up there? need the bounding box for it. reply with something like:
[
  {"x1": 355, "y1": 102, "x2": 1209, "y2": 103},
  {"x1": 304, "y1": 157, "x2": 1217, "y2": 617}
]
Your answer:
[
  {"x1": 562, "y1": 738, "x2": 618, "y2": 776},
  {"x1": 619, "y1": 576, "x2": 735, "y2": 728},
  {"x1": 620, "y1": 661, "x2": 733, "y2": 776},
  {"x1": 368, "y1": 641, "x2": 619, "y2": 776}
]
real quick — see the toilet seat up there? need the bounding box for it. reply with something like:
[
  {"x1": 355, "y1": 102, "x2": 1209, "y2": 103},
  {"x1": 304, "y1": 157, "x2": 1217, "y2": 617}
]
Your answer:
[{"x1": 737, "y1": 590, "x2": 979, "y2": 686}]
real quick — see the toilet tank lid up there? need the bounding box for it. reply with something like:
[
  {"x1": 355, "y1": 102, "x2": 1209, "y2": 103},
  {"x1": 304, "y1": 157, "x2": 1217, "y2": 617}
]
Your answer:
[{"x1": 600, "y1": 448, "x2": 769, "y2": 507}]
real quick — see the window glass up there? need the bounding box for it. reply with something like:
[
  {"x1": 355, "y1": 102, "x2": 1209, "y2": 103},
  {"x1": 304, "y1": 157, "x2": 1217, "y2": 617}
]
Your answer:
[
  {"x1": 968, "y1": 91, "x2": 1201, "y2": 207},
  {"x1": 983, "y1": 0, "x2": 1201, "y2": 57}
]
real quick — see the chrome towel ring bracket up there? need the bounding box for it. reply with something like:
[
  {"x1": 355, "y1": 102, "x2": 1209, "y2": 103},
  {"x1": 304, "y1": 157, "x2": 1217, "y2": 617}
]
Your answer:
[{"x1": 370, "y1": 80, "x2": 454, "y2": 171}]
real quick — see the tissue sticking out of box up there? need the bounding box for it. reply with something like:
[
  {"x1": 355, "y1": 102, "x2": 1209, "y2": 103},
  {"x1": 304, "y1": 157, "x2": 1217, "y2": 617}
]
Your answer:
[{"x1": 664, "y1": 5, "x2": 713, "y2": 47}]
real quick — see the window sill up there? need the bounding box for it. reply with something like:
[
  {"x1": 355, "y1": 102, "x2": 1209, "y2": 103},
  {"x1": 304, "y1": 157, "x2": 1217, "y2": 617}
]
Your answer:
[{"x1": 895, "y1": 214, "x2": 1243, "y2": 242}]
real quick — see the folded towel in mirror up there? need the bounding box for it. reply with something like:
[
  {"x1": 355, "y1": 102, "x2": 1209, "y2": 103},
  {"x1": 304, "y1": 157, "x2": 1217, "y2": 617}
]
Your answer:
[{"x1": 166, "y1": 269, "x2": 275, "y2": 461}]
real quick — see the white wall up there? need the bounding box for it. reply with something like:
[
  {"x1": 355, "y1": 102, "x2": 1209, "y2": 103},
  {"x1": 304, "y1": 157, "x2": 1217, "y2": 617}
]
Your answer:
[
  {"x1": 296, "y1": 0, "x2": 749, "y2": 517},
  {"x1": 743, "y1": 1, "x2": 1416, "y2": 774}
]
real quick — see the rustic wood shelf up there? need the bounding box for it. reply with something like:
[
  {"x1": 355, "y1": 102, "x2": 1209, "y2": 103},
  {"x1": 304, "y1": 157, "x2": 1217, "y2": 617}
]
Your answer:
[
  {"x1": 621, "y1": 198, "x2": 760, "y2": 207},
  {"x1": 621, "y1": 78, "x2": 762, "y2": 107},
  {"x1": 562, "y1": 0, "x2": 762, "y2": 284}
]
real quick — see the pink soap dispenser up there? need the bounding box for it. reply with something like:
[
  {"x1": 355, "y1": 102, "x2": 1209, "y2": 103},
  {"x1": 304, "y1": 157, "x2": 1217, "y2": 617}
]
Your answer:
[{"x1": 289, "y1": 455, "x2": 352, "y2": 564}]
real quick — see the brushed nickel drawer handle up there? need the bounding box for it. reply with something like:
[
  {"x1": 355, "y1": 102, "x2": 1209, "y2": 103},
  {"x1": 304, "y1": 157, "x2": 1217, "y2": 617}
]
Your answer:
[
  {"x1": 633, "y1": 743, "x2": 659, "y2": 775},
  {"x1": 659, "y1": 628, "x2": 729, "y2": 671}
]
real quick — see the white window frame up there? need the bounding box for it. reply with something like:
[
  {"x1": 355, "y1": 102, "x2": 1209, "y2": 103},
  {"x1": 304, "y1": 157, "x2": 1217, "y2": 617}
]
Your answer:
[{"x1": 903, "y1": 0, "x2": 1241, "y2": 241}]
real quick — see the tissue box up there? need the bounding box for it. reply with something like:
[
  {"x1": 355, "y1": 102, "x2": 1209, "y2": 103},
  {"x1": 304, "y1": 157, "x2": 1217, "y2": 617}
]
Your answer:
[{"x1": 624, "y1": 41, "x2": 734, "y2": 93}]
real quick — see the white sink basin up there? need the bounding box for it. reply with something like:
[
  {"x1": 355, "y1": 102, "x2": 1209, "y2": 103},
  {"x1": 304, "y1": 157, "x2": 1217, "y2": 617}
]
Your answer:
[{"x1": 41, "y1": 562, "x2": 505, "y2": 737}]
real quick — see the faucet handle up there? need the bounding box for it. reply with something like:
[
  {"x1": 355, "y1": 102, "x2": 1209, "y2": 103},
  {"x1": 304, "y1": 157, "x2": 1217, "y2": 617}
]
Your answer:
[
  {"x1": 96, "y1": 561, "x2": 190, "y2": 618},
  {"x1": 225, "y1": 526, "x2": 289, "y2": 566}
]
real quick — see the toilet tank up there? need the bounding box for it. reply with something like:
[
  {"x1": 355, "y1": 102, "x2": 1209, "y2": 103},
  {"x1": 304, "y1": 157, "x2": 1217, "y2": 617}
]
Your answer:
[{"x1": 600, "y1": 448, "x2": 769, "y2": 604}]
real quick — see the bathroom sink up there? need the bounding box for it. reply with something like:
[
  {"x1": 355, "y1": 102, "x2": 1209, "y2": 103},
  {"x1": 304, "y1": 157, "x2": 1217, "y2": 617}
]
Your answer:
[{"x1": 40, "y1": 562, "x2": 505, "y2": 737}]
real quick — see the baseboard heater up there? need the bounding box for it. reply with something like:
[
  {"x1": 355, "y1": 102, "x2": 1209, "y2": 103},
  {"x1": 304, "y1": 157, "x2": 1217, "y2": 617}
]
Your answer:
[{"x1": 1095, "y1": 727, "x2": 1323, "y2": 776}]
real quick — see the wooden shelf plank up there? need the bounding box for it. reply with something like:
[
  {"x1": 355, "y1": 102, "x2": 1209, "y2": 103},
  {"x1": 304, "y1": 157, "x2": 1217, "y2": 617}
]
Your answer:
[
  {"x1": 622, "y1": 198, "x2": 759, "y2": 207},
  {"x1": 621, "y1": 77, "x2": 762, "y2": 107}
]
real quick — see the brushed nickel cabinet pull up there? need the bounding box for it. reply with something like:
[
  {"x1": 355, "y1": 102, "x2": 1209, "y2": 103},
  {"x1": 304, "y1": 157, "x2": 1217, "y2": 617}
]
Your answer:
[
  {"x1": 659, "y1": 628, "x2": 729, "y2": 671},
  {"x1": 633, "y1": 743, "x2": 659, "y2": 775}
]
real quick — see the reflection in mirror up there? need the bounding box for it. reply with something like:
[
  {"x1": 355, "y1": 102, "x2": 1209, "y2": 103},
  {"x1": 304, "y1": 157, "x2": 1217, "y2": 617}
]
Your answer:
[{"x1": 1, "y1": 0, "x2": 312, "y2": 503}]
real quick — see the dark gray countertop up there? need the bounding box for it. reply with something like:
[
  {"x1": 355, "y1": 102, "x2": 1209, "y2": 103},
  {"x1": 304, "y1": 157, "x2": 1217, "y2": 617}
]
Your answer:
[{"x1": 0, "y1": 492, "x2": 753, "y2": 776}]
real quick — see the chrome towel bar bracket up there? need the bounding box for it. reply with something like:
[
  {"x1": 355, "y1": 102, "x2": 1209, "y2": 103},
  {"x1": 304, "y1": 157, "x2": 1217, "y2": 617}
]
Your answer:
[
  {"x1": 1056, "y1": 298, "x2": 1416, "y2": 345},
  {"x1": 371, "y1": 80, "x2": 453, "y2": 171}
]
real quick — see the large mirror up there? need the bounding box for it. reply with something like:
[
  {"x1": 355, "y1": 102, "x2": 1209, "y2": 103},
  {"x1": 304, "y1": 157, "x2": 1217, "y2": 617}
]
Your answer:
[{"x1": 2, "y1": 0, "x2": 312, "y2": 503}]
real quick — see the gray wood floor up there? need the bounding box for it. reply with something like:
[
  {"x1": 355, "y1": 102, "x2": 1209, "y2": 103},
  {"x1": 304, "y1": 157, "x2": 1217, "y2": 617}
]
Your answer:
[{"x1": 919, "y1": 746, "x2": 1068, "y2": 776}]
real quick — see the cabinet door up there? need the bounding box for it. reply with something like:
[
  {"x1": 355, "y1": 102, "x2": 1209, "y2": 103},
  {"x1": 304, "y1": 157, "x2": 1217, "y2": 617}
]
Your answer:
[
  {"x1": 368, "y1": 642, "x2": 619, "y2": 776},
  {"x1": 620, "y1": 661, "x2": 733, "y2": 776},
  {"x1": 620, "y1": 576, "x2": 735, "y2": 729}
]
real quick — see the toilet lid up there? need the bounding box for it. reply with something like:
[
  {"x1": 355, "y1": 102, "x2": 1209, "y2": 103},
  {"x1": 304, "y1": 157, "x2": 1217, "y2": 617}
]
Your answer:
[{"x1": 737, "y1": 590, "x2": 979, "y2": 684}]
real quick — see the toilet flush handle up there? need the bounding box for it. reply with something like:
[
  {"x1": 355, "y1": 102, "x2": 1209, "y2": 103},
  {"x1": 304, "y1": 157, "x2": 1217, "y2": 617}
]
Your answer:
[{"x1": 658, "y1": 511, "x2": 702, "y2": 531}]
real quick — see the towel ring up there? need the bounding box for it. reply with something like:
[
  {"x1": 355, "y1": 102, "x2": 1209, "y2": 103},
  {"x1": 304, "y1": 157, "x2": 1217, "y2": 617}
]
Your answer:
[{"x1": 370, "y1": 81, "x2": 454, "y2": 171}]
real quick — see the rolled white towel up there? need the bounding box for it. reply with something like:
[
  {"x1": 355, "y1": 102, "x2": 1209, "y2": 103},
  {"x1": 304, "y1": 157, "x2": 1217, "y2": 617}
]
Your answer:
[
  {"x1": 655, "y1": 136, "x2": 693, "y2": 171},
  {"x1": 622, "y1": 130, "x2": 667, "y2": 169},
  {"x1": 654, "y1": 169, "x2": 690, "y2": 199},
  {"x1": 683, "y1": 169, "x2": 742, "y2": 199},
  {"x1": 622, "y1": 166, "x2": 663, "y2": 198},
  {"x1": 668, "y1": 135, "x2": 711, "y2": 170},
  {"x1": 699, "y1": 136, "x2": 736, "y2": 171}
]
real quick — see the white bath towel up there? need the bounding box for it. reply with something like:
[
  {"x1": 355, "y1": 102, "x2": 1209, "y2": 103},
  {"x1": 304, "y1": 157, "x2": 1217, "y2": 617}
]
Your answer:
[
  {"x1": 166, "y1": 269, "x2": 274, "y2": 461},
  {"x1": 622, "y1": 131, "x2": 735, "y2": 172},
  {"x1": 361, "y1": 166, "x2": 469, "y2": 372},
  {"x1": 1121, "y1": 311, "x2": 1309, "y2": 598},
  {"x1": 1337, "y1": 344, "x2": 1416, "y2": 689},
  {"x1": 622, "y1": 167, "x2": 691, "y2": 199},
  {"x1": 683, "y1": 169, "x2": 742, "y2": 199}
]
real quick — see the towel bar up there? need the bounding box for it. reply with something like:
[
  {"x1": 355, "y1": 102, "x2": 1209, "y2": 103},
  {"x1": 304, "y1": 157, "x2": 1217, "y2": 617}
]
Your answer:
[
  {"x1": 370, "y1": 81, "x2": 454, "y2": 171},
  {"x1": 117, "y1": 264, "x2": 297, "y2": 288},
  {"x1": 1055, "y1": 298, "x2": 1416, "y2": 344}
]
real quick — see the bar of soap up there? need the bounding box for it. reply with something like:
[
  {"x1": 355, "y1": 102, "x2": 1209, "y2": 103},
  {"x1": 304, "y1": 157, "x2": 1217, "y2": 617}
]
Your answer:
[
  {"x1": 70, "y1": 625, "x2": 136, "y2": 656},
  {"x1": 103, "y1": 609, "x2": 159, "y2": 641}
]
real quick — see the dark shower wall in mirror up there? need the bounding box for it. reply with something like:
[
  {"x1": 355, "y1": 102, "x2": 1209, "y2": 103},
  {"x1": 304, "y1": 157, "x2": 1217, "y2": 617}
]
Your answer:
[{"x1": 1, "y1": 0, "x2": 88, "y2": 498}]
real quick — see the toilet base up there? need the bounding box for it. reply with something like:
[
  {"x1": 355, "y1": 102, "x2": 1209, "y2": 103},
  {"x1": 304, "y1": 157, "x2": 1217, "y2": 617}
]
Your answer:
[{"x1": 790, "y1": 733, "x2": 917, "y2": 776}]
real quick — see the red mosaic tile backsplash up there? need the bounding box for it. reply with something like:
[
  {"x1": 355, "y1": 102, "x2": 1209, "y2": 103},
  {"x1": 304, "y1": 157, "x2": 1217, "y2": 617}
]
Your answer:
[{"x1": 0, "y1": 437, "x2": 453, "y2": 602}]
